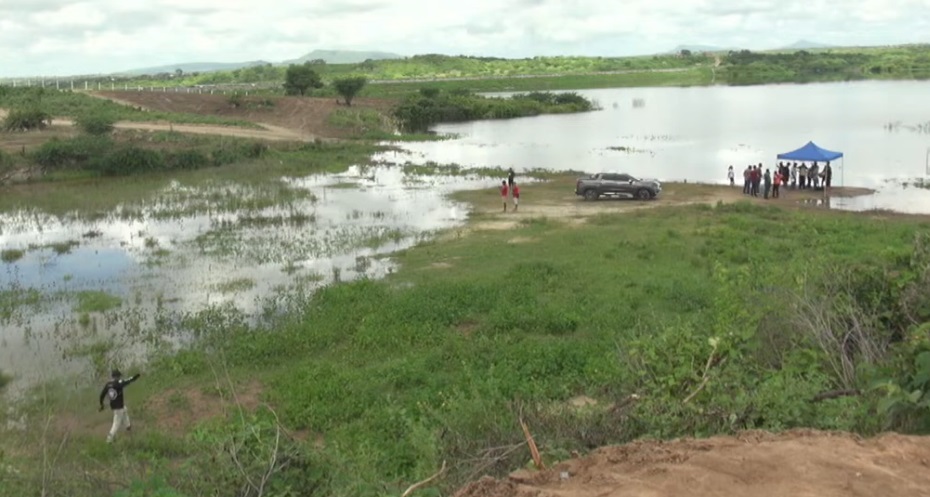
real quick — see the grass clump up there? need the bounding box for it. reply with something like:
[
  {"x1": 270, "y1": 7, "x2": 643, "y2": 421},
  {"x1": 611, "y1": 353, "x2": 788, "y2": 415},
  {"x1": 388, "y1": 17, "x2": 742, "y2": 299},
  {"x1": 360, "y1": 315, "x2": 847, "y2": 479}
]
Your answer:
[
  {"x1": 75, "y1": 113, "x2": 116, "y2": 135},
  {"x1": 212, "y1": 278, "x2": 256, "y2": 294},
  {"x1": 1, "y1": 249, "x2": 25, "y2": 263},
  {"x1": 1, "y1": 107, "x2": 52, "y2": 132},
  {"x1": 74, "y1": 290, "x2": 121, "y2": 312}
]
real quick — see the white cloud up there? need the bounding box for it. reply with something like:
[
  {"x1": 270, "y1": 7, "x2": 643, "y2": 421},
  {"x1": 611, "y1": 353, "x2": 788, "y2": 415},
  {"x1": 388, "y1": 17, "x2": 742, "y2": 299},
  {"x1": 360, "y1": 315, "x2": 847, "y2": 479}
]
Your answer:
[{"x1": 0, "y1": 0, "x2": 928, "y2": 77}]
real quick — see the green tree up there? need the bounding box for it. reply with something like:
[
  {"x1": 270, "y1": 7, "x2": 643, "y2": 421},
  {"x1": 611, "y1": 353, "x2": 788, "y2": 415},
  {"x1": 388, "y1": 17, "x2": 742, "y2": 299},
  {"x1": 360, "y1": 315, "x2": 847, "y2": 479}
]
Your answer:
[
  {"x1": 332, "y1": 76, "x2": 367, "y2": 106},
  {"x1": 283, "y1": 63, "x2": 323, "y2": 96}
]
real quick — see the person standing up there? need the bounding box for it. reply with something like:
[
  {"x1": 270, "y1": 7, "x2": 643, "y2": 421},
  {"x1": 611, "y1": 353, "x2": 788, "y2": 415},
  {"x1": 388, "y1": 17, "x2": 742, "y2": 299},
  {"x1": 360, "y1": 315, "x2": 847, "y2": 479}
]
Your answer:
[
  {"x1": 773, "y1": 169, "x2": 782, "y2": 198},
  {"x1": 743, "y1": 166, "x2": 751, "y2": 194},
  {"x1": 763, "y1": 169, "x2": 772, "y2": 199},
  {"x1": 500, "y1": 180, "x2": 509, "y2": 212},
  {"x1": 727, "y1": 165, "x2": 735, "y2": 186},
  {"x1": 809, "y1": 162, "x2": 820, "y2": 189},
  {"x1": 823, "y1": 162, "x2": 833, "y2": 189},
  {"x1": 751, "y1": 166, "x2": 761, "y2": 197},
  {"x1": 507, "y1": 168, "x2": 515, "y2": 189},
  {"x1": 99, "y1": 369, "x2": 141, "y2": 444},
  {"x1": 798, "y1": 163, "x2": 809, "y2": 189},
  {"x1": 512, "y1": 183, "x2": 520, "y2": 212},
  {"x1": 790, "y1": 163, "x2": 798, "y2": 189}
]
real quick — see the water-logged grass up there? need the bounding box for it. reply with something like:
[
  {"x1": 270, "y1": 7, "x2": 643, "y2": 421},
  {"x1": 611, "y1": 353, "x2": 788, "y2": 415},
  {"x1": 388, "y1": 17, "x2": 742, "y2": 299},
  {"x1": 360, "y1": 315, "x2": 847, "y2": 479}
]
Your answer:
[
  {"x1": 212, "y1": 278, "x2": 256, "y2": 294},
  {"x1": 0, "y1": 141, "x2": 384, "y2": 217},
  {"x1": 73, "y1": 290, "x2": 121, "y2": 313},
  {"x1": 1, "y1": 248, "x2": 24, "y2": 263}
]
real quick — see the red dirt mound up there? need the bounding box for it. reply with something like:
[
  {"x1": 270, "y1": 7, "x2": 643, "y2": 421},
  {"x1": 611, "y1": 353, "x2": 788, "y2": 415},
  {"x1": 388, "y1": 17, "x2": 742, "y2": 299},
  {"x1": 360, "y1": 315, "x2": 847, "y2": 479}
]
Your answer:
[{"x1": 453, "y1": 429, "x2": 930, "y2": 497}]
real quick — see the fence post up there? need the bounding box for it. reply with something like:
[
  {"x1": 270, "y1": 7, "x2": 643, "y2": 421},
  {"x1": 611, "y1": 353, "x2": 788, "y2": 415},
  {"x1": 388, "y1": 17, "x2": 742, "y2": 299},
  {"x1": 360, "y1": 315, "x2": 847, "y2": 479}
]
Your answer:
[
  {"x1": 56, "y1": 79, "x2": 60, "y2": 90},
  {"x1": 85, "y1": 81, "x2": 88, "y2": 90}
]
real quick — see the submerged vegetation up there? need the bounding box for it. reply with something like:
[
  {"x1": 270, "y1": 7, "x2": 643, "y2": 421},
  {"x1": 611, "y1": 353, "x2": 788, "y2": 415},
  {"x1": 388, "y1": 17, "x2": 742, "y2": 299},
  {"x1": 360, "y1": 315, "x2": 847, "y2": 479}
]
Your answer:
[{"x1": 4, "y1": 194, "x2": 930, "y2": 496}]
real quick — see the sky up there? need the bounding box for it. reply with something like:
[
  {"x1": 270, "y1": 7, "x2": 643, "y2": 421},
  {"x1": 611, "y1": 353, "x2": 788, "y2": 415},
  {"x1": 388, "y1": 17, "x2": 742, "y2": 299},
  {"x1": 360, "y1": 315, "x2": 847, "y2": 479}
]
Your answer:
[{"x1": 1, "y1": 0, "x2": 929, "y2": 77}]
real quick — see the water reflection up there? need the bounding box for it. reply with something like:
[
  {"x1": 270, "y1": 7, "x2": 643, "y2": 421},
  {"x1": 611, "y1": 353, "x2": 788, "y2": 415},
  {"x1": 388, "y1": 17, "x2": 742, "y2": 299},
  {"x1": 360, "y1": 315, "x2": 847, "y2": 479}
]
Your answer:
[
  {"x1": 0, "y1": 166, "x2": 501, "y2": 388},
  {"x1": 381, "y1": 81, "x2": 930, "y2": 213}
]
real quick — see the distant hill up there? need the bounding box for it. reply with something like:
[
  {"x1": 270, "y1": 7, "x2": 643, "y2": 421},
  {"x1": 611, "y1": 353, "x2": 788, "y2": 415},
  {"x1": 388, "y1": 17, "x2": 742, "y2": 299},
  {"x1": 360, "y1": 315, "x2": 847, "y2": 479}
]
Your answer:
[
  {"x1": 117, "y1": 50, "x2": 404, "y2": 77},
  {"x1": 119, "y1": 60, "x2": 271, "y2": 76},
  {"x1": 670, "y1": 44, "x2": 738, "y2": 54},
  {"x1": 283, "y1": 49, "x2": 404, "y2": 65},
  {"x1": 780, "y1": 39, "x2": 836, "y2": 50}
]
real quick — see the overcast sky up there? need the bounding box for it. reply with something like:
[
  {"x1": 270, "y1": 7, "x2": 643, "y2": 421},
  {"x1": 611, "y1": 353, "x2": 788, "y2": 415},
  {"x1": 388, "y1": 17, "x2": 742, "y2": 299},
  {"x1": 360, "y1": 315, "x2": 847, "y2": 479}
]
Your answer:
[{"x1": 2, "y1": 0, "x2": 929, "y2": 77}]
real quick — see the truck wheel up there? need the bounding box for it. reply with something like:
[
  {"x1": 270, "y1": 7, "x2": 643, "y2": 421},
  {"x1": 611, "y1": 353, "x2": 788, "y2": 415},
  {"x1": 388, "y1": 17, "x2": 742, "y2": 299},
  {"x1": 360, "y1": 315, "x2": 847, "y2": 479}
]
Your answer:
[
  {"x1": 583, "y1": 189, "x2": 599, "y2": 201},
  {"x1": 636, "y1": 189, "x2": 652, "y2": 200}
]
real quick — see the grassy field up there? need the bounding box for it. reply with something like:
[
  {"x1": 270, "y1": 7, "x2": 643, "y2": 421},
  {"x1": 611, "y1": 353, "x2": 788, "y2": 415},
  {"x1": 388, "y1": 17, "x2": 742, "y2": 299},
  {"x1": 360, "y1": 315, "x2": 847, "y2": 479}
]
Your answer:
[
  {"x1": 4, "y1": 176, "x2": 930, "y2": 497},
  {"x1": 0, "y1": 87, "x2": 260, "y2": 128}
]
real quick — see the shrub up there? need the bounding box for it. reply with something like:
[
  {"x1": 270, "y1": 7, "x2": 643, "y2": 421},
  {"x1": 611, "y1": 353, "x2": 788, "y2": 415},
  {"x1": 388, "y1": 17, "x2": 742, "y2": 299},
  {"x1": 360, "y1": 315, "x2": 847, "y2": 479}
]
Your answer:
[
  {"x1": 75, "y1": 113, "x2": 116, "y2": 135},
  {"x1": 2, "y1": 107, "x2": 51, "y2": 131},
  {"x1": 92, "y1": 146, "x2": 166, "y2": 176},
  {"x1": 332, "y1": 76, "x2": 368, "y2": 106},
  {"x1": 31, "y1": 135, "x2": 113, "y2": 170},
  {"x1": 167, "y1": 149, "x2": 210, "y2": 170}
]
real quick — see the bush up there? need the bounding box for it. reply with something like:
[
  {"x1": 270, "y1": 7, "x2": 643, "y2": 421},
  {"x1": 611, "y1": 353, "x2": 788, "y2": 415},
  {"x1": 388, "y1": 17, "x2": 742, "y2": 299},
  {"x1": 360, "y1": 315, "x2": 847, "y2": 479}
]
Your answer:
[
  {"x1": 31, "y1": 136, "x2": 113, "y2": 170},
  {"x1": 166, "y1": 149, "x2": 210, "y2": 170},
  {"x1": 392, "y1": 91, "x2": 596, "y2": 132},
  {"x1": 332, "y1": 76, "x2": 368, "y2": 106},
  {"x1": 92, "y1": 146, "x2": 166, "y2": 176},
  {"x1": 2, "y1": 107, "x2": 51, "y2": 131},
  {"x1": 75, "y1": 113, "x2": 116, "y2": 135}
]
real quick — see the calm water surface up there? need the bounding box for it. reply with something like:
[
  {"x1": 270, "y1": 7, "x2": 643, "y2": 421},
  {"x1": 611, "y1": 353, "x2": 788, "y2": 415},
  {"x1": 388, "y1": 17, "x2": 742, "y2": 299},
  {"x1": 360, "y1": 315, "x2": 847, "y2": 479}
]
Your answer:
[{"x1": 383, "y1": 81, "x2": 930, "y2": 211}]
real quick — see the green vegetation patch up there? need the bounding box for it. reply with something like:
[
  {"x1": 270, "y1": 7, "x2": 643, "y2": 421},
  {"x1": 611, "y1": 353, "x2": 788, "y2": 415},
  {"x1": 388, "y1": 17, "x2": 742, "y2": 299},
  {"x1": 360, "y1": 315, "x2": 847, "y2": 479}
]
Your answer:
[
  {"x1": 74, "y1": 290, "x2": 122, "y2": 312},
  {"x1": 118, "y1": 200, "x2": 930, "y2": 496},
  {"x1": 392, "y1": 89, "x2": 598, "y2": 131}
]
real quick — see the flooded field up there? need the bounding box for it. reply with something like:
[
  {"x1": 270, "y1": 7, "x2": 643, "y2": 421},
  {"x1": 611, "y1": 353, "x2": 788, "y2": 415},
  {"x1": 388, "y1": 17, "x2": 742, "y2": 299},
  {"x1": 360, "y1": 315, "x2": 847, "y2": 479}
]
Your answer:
[{"x1": 0, "y1": 165, "x2": 499, "y2": 389}]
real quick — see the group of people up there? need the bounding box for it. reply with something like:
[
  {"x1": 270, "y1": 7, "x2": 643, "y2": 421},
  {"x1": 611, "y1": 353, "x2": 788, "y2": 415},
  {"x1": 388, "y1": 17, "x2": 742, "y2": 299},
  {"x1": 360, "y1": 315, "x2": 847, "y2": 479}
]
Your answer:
[
  {"x1": 727, "y1": 161, "x2": 834, "y2": 199},
  {"x1": 500, "y1": 167, "x2": 521, "y2": 212}
]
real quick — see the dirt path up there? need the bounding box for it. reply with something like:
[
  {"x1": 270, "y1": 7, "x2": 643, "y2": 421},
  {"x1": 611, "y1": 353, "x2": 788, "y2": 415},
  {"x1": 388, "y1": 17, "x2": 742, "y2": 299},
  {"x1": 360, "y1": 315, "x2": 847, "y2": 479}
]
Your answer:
[
  {"x1": 454, "y1": 429, "x2": 930, "y2": 497},
  {"x1": 0, "y1": 108, "x2": 323, "y2": 142},
  {"x1": 459, "y1": 184, "x2": 875, "y2": 233}
]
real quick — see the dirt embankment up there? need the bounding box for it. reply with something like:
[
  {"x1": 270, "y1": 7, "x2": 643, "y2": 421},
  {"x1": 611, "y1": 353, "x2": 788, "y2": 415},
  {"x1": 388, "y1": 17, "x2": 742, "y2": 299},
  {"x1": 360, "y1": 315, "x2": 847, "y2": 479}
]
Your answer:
[
  {"x1": 91, "y1": 91, "x2": 396, "y2": 139},
  {"x1": 454, "y1": 430, "x2": 930, "y2": 497}
]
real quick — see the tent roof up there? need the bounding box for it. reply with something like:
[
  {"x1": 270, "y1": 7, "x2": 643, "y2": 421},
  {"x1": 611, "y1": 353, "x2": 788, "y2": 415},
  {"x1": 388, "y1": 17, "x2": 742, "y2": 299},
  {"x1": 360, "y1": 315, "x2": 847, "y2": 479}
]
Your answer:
[{"x1": 776, "y1": 141, "x2": 843, "y2": 162}]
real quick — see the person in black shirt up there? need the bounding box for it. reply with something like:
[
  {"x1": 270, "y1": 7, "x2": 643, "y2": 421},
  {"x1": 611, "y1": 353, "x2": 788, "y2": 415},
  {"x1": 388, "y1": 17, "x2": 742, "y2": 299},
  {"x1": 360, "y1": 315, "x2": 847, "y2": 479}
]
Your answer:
[
  {"x1": 507, "y1": 168, "x2": 515, "y2": 188},
  {"x1": 98, "y1": 369, "x2": 141, "y2": 443}
]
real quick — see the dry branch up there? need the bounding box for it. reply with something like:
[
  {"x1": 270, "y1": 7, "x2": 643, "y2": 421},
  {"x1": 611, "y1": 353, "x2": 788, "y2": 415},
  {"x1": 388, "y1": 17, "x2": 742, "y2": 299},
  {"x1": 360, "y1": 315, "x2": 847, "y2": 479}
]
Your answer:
[
  {"x1": 811, "y1": 389, "x2": 861, "y2": 403},
  {"x1": 520, "y1": 418, "x2": 545, "y2": 470},
  {"x1": 400, "y1": 460, "x2": 447, "y2": 497}
]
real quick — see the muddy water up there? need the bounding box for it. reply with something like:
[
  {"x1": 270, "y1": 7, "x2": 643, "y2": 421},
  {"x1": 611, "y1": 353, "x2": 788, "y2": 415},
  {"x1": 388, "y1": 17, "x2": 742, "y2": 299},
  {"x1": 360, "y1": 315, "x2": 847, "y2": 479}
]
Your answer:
[
  {"x1": 0, "y1": 167, "x2": 499, "y2": 389},
  {"x1": 381, "y1": 81, "x2": 930, "y2": 213}
]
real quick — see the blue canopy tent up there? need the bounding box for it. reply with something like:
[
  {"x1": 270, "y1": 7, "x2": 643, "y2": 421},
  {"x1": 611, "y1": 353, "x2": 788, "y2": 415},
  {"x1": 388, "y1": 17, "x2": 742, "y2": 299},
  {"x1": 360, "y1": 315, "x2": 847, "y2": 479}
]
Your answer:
[{"x1": 776, "y1": 141, "x2": 845, "y2": 186}]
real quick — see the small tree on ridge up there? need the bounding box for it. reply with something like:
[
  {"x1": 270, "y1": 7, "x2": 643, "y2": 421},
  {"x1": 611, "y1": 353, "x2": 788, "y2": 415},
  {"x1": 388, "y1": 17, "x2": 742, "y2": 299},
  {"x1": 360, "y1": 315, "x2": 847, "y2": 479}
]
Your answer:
[
  {"x1": 284, "y1": 63, "x2": 324, "y2": 96},
  {"x1": 333, "y1": 76, "x2": 367, "y2": 106}
]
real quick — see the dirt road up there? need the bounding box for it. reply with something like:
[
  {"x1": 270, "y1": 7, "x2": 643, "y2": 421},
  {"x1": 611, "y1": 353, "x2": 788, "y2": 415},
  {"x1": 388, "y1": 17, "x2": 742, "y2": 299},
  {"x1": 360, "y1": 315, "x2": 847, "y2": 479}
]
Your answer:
[
  {"x1": 454, "y1": 429, "x2": 930, "y2": 497},
  {"x1": 0, "y1": 108, "x2": 325, "y2": 142}
]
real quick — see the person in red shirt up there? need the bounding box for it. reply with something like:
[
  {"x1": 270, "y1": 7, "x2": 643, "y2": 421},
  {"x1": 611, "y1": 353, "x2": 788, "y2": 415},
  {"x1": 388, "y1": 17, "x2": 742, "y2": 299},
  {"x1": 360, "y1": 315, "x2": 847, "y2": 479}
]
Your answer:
[
  {"x1": 512, "y1": 183, "x2": 520, "y2": 212},
  {"x1": 500, "y1": 180, "x2": 509, "y2": 212},
  {"x1": 773, "y1": 170, "x2": 782, "y2": 198}
]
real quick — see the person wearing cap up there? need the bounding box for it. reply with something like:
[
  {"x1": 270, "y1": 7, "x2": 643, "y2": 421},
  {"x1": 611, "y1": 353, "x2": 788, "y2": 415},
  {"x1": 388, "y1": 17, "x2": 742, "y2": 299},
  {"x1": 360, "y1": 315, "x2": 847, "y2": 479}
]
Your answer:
[{"x1": 98, "y1": 369, "x2": 141, "y2": 443}]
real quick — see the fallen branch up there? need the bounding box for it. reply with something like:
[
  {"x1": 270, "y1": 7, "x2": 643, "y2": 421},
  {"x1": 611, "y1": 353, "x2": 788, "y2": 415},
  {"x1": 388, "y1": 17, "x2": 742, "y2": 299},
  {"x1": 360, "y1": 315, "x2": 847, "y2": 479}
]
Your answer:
[
  {"x1": 683, "y1": 342, "x2": 724, "y2": 405},
  {"x1": 520, "y1": 418, "x2": 545, "y2": 470},
  {"x1": 400, "y1": 460, "x2": 447, "y2": 497},
  {"x1": 811, "y1": 389, "x2": 861, "y2": 403}
]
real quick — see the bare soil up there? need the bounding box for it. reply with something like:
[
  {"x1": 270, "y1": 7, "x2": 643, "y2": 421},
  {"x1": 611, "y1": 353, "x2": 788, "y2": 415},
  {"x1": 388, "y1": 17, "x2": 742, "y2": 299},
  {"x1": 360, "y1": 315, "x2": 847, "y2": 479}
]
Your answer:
[
  {"x1": 91, "y1": 91, "x2": 396, "y2": 139},
  {"x1": 453, "y1": 429, "x2": 930, "y2": 497},
  {"x1": 458, "y1": 182, "x2": 877, "y2": 233}
]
